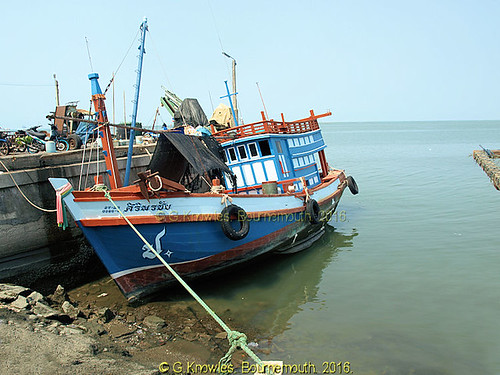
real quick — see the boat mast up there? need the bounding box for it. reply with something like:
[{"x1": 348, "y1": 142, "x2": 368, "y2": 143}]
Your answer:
[
  {"x1": 53, "y1": 74, "x2": 60, "y2": 106},
  {"x1": 89, "y1": 73, "x2": 122, "y2": 189},
  {"x1": 222, "y1": 52, "x2": 238, "y2": 124},
  {"x1": 124, "y1": 18, "x2": 148, "y2": 187}
]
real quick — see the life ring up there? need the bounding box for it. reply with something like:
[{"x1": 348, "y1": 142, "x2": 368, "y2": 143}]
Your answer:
[
  {"x1": 220, "y1": 204, "x2": 250, "y2": 241},
  {"x1": 347, "y1": 176, "x2": 359, "y2": 195},
  {"x1": 306, "y1": 199, "x2": 321, "y2": 224}
]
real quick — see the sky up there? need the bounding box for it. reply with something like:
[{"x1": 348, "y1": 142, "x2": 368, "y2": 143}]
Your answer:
[{"x1": 1, "y1": 0, "x2": 499, "y2": 130}]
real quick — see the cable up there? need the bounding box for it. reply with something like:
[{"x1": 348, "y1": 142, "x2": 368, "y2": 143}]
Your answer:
[
  {"x1": 103, "y1": 28, "x2": 141, "y2": 95},
  {"x1": 0, "y1": 160, "x2": 56, "y2": 212}
]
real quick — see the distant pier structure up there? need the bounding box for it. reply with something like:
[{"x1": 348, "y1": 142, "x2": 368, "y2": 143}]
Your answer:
[{"x1": 473, "y1": 148, "x2": 500, "y2": 190}]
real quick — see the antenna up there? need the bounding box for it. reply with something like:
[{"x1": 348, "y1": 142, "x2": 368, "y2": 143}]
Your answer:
[
  {"x1": 256, "y1": 82, "x2": 269, "y2": 119},
  {"x1": 85, "y1": 37, "x2": 94, "y2": 71}
]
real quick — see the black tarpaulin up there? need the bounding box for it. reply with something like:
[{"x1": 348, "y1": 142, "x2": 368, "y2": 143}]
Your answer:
[
  {"x1": 173, "y1": 98, "x2": 208, "y2": 128},
  {"x1": 148, "y1": 132, "x2": 235, "y2": 191}
]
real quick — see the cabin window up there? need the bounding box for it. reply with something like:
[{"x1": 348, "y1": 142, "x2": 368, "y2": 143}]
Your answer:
[
  {"x1": 258, "y1": 140, "x2": 272, "y2": 156},
  {"x1": 248, "y1": 143, "x2": 258, "y2": 158},
  {"x1": 275, "y1": 141, "x2": 283, "y2": 153},
  {"x1": 228, "y1": 148, "x2": 237, "y2": 162},
  {"x1": 237, "y1": 145, "x2": 248, "y2": 160}
]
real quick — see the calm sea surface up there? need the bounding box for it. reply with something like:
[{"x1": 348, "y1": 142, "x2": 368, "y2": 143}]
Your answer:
[{"x1": 190, "y1": 120, "x2": 500, "y2": 375}]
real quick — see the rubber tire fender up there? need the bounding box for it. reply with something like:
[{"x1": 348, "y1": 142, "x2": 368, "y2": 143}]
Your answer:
[
  {"x1": 347, "y1": 176, "x2": 359, "y2": 195},
  {"x1": 220, "y1": 204, "x2": 250, "y2": 241},
  {"x1": 306, "y1": 199, "x2": 321, "y2": 224}
]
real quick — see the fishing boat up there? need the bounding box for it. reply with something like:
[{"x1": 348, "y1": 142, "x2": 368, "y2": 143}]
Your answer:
[
  {"x1": 49, "y1": 77, "x2": 357, "y2": 301},
  {"x1": 48, "y1": 21, "x2": 358, "y2": 302}
]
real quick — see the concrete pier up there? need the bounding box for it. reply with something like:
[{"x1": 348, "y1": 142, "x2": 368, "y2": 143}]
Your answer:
[{"x1": 0, "y1": 144, "x2": 155, "y2": 286}]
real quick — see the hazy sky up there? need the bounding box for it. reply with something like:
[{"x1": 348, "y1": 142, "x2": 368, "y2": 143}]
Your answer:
[{"x1": 1, "y1": 0, "x2": 499, "y2": 130}]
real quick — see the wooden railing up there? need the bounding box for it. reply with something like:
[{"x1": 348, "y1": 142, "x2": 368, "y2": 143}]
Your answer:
[{"x1": 213, "y1": 110, "x2": 331, "y2": 141}]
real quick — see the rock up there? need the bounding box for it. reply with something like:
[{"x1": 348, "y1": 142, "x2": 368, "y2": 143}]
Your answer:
[
  {"x1": 181, "y1": 326, "x2": 192, "y2": 334},
  {"x1": 0, "y1": 284, "x2": 30, "y2": 302},
  {"x1": 215, "y1": 332, "x2": 227, "y2": 339},
  {"x1": 98, "y1": 307, "x2": 115, "y2": 323},
  {"x1": 60, "y1": 326, "x2": 83, "y2": 335},
  {"x1": 10, "y1": 296, "x2": 29, "y2": 310},
  {"x1": 32, "y1": 301, "x2": 60, "y2": 319},
  {"x1": 26, "y1": 291, "x2": 45, "y2": 305},
  {"x1": 49, "y1": 285, "x2": 67, "y2": 305},
  {"x1": 107, "y1": 321, "x2": 135, "y2": 338},
  {"x1": 62, "y1": 301, "x2": 80, "y2": 319},
  {"x1": 143, "y1": 315, "x2": 166, "y2": 330},
  {"x1": 89, "y1": 343, "x2": 100, "y2": 355},
  {"x1": 184, "y1": 332, "x2": 199, "y2": 342}
]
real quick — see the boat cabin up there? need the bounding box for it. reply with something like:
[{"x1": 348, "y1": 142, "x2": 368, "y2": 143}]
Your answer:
[{"x1": 213, "y1": 110, "x2": 331, "y2": 194}]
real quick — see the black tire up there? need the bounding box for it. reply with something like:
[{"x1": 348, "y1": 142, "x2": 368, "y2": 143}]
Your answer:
[
  {"x1": 0, "y1": 141, "x2": 9, "y2": 156},
  {"x1": 56, "y1": 139, "x2": 69, "y2": 152},
  {"x1": 68, "y1": 134, "x2": 82, "y2": 150},
  {"x1": 347, "y1": 176, "x2": 358, "y2": 195},
  {"x1": 306, "y1": 199, "x2": 321, "y2": 224},
  {"x1": 220, "y1": 204, "x2": 250, "y2": 241}
]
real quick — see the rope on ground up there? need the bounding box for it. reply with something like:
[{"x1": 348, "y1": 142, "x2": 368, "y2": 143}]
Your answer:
[
  {"x1": 0, "y1": 160, "x2": 57, "y2": 213},
  {"x1": 103, "y1": 191, "x2": 269, "y2": 373}
]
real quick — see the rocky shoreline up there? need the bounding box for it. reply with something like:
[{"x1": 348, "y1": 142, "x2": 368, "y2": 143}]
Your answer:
[{"x1": 0, "y1": 281, "x2": 263, "y2": 374}]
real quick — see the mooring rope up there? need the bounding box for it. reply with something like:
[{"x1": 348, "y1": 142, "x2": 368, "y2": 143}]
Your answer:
[
  {"x1": 103, "y1": 191, "x2": 268, "y2": 373},
  {"x1": 0, "y1": 160, "x2": 57, "y2": 213}
]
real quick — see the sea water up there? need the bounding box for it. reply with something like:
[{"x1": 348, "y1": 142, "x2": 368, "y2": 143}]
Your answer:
[{"x1": 197, "y1": 121, "x2": 500, "y2": 375}]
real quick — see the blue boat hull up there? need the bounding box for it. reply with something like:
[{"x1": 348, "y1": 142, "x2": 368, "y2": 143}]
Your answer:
[{"x1": 79, "y1": 212, "x2": 325, "y2": 301}]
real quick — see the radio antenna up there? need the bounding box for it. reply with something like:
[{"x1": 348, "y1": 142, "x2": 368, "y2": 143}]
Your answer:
[
  {"x1": 256, "y1": 82, "x2": 269, "y2": 119},
  {"x1": 85, "y1": 37, "x2": 94, "y2": 71}
]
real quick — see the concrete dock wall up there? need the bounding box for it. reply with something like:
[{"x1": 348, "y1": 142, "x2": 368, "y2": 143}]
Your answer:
[{"x1": 0, "y1": 145, "x2": 156, "y2": 285}]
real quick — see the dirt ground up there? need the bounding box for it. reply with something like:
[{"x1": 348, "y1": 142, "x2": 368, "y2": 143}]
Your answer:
[{"x1": 0, "y1": 280, "x2": 258, "y2": 375}]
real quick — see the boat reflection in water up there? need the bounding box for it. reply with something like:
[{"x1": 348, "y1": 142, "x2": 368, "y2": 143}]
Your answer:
[{"x1": 186, "y1": 225, "x2": 358, "y2": 339}]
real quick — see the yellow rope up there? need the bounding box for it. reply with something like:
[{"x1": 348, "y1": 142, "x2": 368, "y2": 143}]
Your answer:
[
  {"x1": 103, "y1": 191, "x2": 269, "y2": 373},
  {"x1": 0, "y1": 160, "x2": 56, "y2": 213}
]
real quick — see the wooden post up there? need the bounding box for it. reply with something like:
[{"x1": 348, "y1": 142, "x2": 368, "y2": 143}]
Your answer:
[{"x1": 318, "y1": 150, "x2": 329, "y2": 178}]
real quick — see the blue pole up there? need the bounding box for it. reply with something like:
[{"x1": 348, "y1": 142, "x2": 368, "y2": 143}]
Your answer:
[
  {"x1": 221, "y1": 80, "x2": 238, "y2": 127},
  {"x1": 124, "y1": 18, "x2": 148, "y2": 186}
]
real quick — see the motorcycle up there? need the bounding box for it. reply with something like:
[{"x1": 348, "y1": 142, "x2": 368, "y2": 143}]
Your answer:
[{"x1": 25, "y1": 125, "x2": 69, "y2": 153}]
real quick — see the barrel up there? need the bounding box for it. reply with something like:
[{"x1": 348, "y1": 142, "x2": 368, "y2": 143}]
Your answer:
[
  {"x1": 262, "y1": 181, "x2": 278, "y2": 195},
  {"x1": 46, "y1": 141, "x2": 56, "y2": 153}
]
